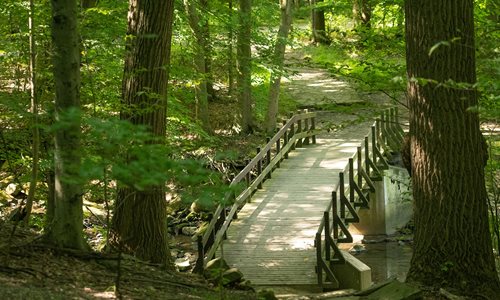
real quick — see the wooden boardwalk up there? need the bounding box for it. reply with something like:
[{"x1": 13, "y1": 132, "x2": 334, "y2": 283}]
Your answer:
[{"x1": 220, "y1": 134, "x2": 366, "y2": 286}]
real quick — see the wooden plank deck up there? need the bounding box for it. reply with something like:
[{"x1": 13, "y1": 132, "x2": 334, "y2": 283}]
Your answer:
[{"x1": 219, "y1": 135, "x2": 365, "y2": 286}]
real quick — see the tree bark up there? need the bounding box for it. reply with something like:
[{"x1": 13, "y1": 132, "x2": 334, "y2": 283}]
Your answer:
[
  {"x1": 111, "y1": 0, "x2": 174, "y2": 266},
  {"x1": 264, "y1": 0, "x2": 293, "y2": 134},
  {"x1": 44, "y1": 0, "x2": 87, "y2": 250},
  {"x1": 228, "y1": 0, "x2": 235, "y2": 95},
  {"x1": 183, "y1": 0, "x2": 211, "y2": 133},
  {"x1": 237, "y1": 0, "x2": 255, "y2": 134},
  {"x1": 24, "y1": 0, "x2": 39, "y2": 225},
  {"x1": 405, "y1": 0, "x2": 500, "y2": 296},
  {"x1": 311, "y1": 0, "x2": 329, "y2": 45},
  {"x1": 199, "y1": 0, "x2": 216, "y2": 102},
  {"x1": 352, "y1": 0, "x2": 371, "y2": 28}
]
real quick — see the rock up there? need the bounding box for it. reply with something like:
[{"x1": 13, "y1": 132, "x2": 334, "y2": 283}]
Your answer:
[
  {"x1": 364, "y1": 280, "x2": 421, "y2": 300},
  {"x1": 5, "y1": 183, "x2": 20, "y2": 196},
  {"x1": 181, "y1": 226, "x2": 198, "y2": 236},
  {"x1": 203, "y1": 257, "x2": 230, "y2": 280},
  {"x1": 174, "y1": 257, "x2": 191, "y2": 272},
  {"x1": 222, "y1": 268, "x2": 244, "y2": 285},
  {"x1": 0, "y1": 190, "x2": 13, "y2": 203},
  {"x1": 362, "y1": 235, "x2": 387, "y2": 244},
  {"x1": 257, "y1": 288, "x2": 278, "y2": 300},
  {"x1": 236, "y1": 279, "x2": 254, "y2": 291},
  {"x1": 348, "y1": 244, "x2": 366, "y2": 254}
]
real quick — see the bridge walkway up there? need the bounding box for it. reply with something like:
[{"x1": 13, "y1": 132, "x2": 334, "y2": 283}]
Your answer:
[{"x1": 220, "y1": 131, "x2": 368, "y2": 286}]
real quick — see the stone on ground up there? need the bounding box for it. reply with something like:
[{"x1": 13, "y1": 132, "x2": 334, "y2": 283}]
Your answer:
[
  {"x1": 203, "y1": 257, "x2": 230, "y2": 280},
  {"x1": 221, "y1": 267, "x2": 244, "y2": 285}
]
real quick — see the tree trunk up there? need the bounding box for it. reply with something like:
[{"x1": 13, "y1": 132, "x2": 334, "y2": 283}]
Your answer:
[
  {"x1": 200, "y1": 0, "x2": 216, "y2": 102},
  {"x1": 353, "y1": 0, "x2": 371, "y2": 28},
  {"x1": 183, "y1": 0, "x2": 211, "y2": 133},
  {"x1": 405, "y1": 0, "x2": 500, "y2": 296},
  {"x1": 237, "y1": 0, "x2": 255, "y2": 134},
  {"x1": 111, "y1": 0, "x2": 174, "y2": 266},
  {"x1": 311, "y1": 0, "x2": 329, "y2": 44},
  {"x1": 44, "y1": 0, "x2": 87, "y2": 250},
  {"x1": 228, "y1": 0, "x2": 235, "y2": 95},
  {"x1": 265, "y1": 0, "x2": 293, "y2": 134},
  {"x1": 24, "y1": 0, "x2": 39, "y2": 225}
]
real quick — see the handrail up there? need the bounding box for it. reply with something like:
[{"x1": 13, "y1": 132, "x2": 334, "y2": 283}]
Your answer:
[
  {"x1": 314, "y1": 107, "x2": 404, "y2": 289},
  {"x1": 194, "y1": 110, "x2": 319, "y2": 272}
]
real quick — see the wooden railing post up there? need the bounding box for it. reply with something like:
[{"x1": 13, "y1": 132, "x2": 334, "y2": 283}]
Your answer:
[
  {"x1": 257, "y1": 147, "x2": 263, "y2": 189},
  {"x1": 194, "y1": 235, "x2": 204, "y2": 274},
  {"x1": 375, "y1": 119, "x2": 381, "y2": 147},
  {"x1": 311, "y1": 114, "x2": 317, "y2": 144},
  {"x1": 266, "y1": 138, "x2": 271, "y2": 179},
  {"x1": 283, "y1": 120, "x2": 289, "y2": 159},
  {"x1": 324, "y1": 211, "x2": 331, "y2": 261},
  {"x1": 304, "y1": 109, "x2": 310, "y2": 145},
  {"x1": 339, "y1": 172, "x2": 346, "y2": 219},
  {"x1": 245, "y1": 159, "x2": 251, "y2": 187},
  {"x1": 371, "y1": 126, "x2": 377, "y2": 166},
  {"x1": 315, "y1": 232, "x2": 323, "y2": 286},
  {"x1": 332, "y1": 191, "x2": 338, "y2": 239},
  {"x1": 296, "y1": 110, "x2": 303, "y2": 148},
  {"x1": 364, "y1": 136, "x2": 370, "y2": 177},
  {"x1": 276, "y1": 138, "x2": 281, "y2": 168},
  {"x1": 349, "y1": 158, "x2": 354, "y2": 203},
  {"x1": 357, "y1": 147, "x2": 362, "y2": 188}
]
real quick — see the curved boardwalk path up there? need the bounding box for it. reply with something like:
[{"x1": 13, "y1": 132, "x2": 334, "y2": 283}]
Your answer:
[{"x1": 220, "y1": 131, "x2": 369, "y2": 285}]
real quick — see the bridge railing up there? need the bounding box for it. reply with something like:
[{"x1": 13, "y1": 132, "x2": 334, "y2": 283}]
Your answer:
[
  {"x1": 314, "y1": 107, "x2": 404, "y2": 289},
  {"x1": 194, "y1": 109, "x2": 321, "y2": 273}
]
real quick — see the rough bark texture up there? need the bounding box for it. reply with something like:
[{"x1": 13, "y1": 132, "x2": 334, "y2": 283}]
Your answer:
[
  {"x1": 237, "y1": 0, "x2": 255, "y2": 134},
  {"x1": 405, "y1": 0, "x2": 500, "y2": 296},
  {"x1": 45, "y1": 0, "x2": 87, "y2": 250},
  {"x1": 183, "y1": 0, "x2": 211, "y2": 132},
  {"x1": 112, "y1": 0, "x2": 174, "y2": 266},
  {"x1": 311, "y1": 0, "x2": 328, "y2": 44},
  {"x1": 264, "y1": 0, "x2": 293, "y2": 134}
]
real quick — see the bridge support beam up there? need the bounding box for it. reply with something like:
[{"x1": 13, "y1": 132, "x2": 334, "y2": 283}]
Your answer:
[
  {"x1": 331, "y1": 250, "x2": 371, "y2": 291},
  {"x1": 351, "y1": 166, "x2": 412, "y2": 236}
]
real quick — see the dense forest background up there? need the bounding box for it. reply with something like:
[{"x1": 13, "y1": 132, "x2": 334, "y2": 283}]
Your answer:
[{"x1": 0, "y1": 0, "x2": 498, "y2": 298}]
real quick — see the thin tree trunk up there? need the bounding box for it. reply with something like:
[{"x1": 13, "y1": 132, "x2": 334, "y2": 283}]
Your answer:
[
  {"x1": 45, "y1": 0, "x2": 87, "y2": 250},
  {"x1": 183, "y1": 0, "x2": 211, "y2": 133},
  {"x1": 228, "y1": 0, "x2": 235, "y2": 95},
  {"x1": 111, "y1": 0, "x2": 175, "y2": 266},
  {"x1": 237, "y1": 0, "x2": 255, "y2": 134},
  {"x1": 200, "y1": 0, "x2": 216, "y2": 102},
  {"x1": 311, "y1": 0, "x2": 329, "y2": 44},
  {"x1": 353, "y1": 0, "x2": 371, "y2": 28},
  {"x1": 24, "y1": 0, "x2": 39, "y2": 225},
  {"x1": 405, "y1": 0, "x2": 500, "y2": 296},
  {"x1": 265, "y1": 0, "x2": 293, "y2": 134}
]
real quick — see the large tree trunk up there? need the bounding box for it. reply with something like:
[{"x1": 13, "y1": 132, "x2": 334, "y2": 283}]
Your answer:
[
  {"x1": 405, "y1": 0, "x2": 500, "y2": 296},
  {"x1": 237, "y1": 0, "x2": 255, "y2": 134},
  {"x1": 183, "y1": 0, "x2": 211, "y2": 133},
  {"x1": 311, "y1": 0, "x2": 329, "y2": 44},
  {"x1": 264, "y1": 0, "x2": 293, "y2": 134},
  {"x1": 111, "y1": 0, "x2": 174, "y2": 266},
  {"x1": 44, "y1": 0, "x2": 87, "y2": 250}
]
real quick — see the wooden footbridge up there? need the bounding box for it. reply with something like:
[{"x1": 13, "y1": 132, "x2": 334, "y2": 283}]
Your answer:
[{"x1": 195, "y1": 108, "x2": 405, "y2": 289}]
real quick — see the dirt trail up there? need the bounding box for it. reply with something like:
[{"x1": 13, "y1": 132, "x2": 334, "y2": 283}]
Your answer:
[{"x1": 282, "y1": 49, "x2": 393, "y2": 139}]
